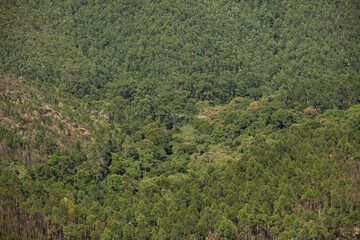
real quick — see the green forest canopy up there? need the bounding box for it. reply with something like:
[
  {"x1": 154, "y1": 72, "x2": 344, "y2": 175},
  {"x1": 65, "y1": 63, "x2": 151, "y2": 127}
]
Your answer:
[{"x1": 0, "y1": 0, "x2": 360, "y2": 239}]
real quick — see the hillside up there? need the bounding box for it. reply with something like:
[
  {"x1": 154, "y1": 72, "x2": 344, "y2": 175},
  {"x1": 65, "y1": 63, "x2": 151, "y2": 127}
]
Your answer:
[
  {"x1": 1, "y1": 0, "x2": 360, "y2": 239},
  {"x1": 1, "y1": 0, "x2": 359, "y2": 106}
]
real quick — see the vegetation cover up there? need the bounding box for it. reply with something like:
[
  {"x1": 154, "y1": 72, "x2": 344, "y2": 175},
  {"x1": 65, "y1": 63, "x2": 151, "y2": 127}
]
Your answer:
[{"x1": 0, "y1": 0, "x2": 360, "y2": 239}]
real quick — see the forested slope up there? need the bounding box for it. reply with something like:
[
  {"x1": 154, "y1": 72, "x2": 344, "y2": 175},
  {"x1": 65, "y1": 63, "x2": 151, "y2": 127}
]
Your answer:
[
  {"x1": 1, "y1": 0, "x2": 360, "y2": 239},
  {"x1": 1, "y1": 0, "x2": 359, "y2": 105}
]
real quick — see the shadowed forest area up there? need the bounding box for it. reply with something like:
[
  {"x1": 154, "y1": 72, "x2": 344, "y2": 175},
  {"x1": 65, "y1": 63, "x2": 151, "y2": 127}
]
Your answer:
[{"x1": 0, "y1": 0, "x2": 360, "y2": 239}]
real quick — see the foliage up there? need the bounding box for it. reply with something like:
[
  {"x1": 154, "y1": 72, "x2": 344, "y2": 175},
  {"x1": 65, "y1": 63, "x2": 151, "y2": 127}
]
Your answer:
[{"x1": 1, "y1": 0, "x2": 360, "y2": 239}]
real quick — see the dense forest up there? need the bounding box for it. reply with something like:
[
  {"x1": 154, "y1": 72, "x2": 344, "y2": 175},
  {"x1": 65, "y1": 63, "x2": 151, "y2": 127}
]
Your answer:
[{"x1": 1, "y1": 0, "x2": 360, "y2": 239}]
